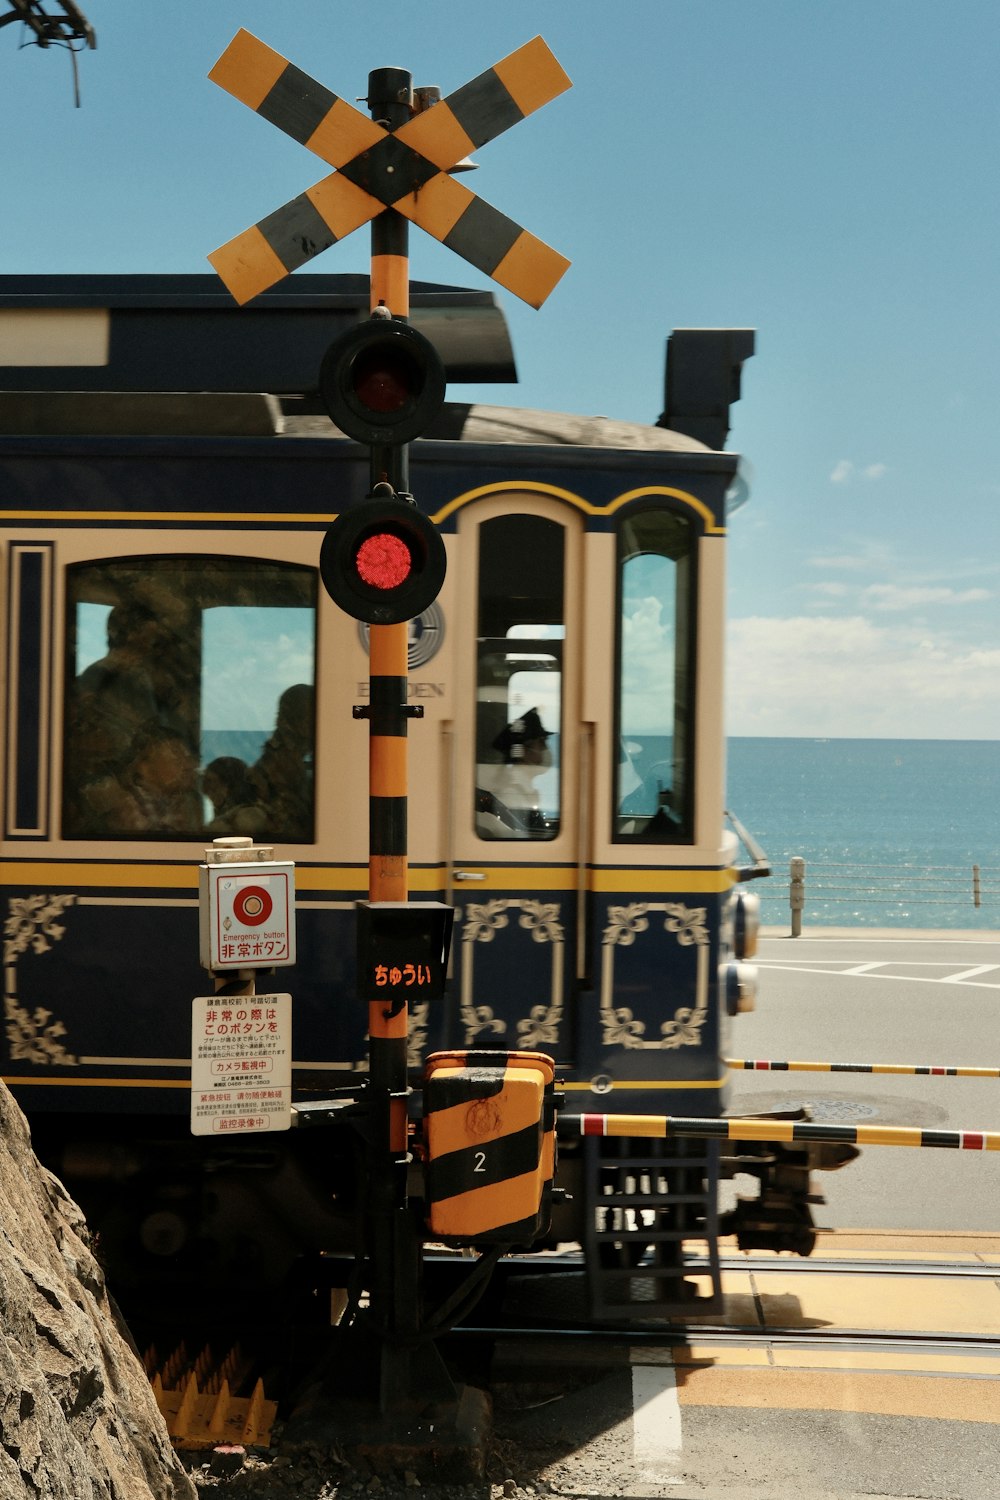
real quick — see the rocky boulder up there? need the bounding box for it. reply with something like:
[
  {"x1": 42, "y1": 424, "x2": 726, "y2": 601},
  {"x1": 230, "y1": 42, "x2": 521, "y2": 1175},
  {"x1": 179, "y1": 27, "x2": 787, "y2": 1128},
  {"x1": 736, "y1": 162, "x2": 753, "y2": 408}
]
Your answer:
[{"x1": 0, "y1": 1080, "x2": 195, "y2": 1499}]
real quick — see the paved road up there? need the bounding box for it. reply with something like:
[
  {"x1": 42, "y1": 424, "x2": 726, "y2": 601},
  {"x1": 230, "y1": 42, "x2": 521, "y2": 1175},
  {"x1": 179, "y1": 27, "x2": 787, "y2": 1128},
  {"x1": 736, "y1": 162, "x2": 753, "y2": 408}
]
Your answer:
[
  {"x1": 495, "y1": 1230, "x2": 1000, "y2": 1499},
  {"x1": 728, "y1": 931, "x2": 1000, "y2": 1232},
  {"x1": 490, "y1": 932, "x2": 1000, "y2": 1498}
]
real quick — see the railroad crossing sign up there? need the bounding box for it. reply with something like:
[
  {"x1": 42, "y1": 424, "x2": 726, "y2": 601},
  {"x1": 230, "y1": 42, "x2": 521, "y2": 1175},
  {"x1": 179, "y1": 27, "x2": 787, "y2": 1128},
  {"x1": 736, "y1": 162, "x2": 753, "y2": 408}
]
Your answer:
[{"x1": 208, "y1": 31, "x2": 571, "y2": 309}]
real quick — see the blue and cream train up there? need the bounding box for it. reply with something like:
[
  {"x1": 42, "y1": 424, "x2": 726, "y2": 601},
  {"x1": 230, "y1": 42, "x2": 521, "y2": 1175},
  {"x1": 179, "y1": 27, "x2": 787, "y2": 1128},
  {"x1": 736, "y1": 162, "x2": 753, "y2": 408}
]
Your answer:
[{"x1": 1, "y1": 275, "x2": 831, "y2": 1321}]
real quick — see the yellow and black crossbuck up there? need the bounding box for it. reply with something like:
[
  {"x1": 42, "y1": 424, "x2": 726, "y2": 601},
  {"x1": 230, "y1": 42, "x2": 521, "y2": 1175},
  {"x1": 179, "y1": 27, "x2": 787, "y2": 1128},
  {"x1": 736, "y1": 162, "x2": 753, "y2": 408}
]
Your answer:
[{"x1": 208, "y1": 30, "x2": 572, "y2": 309}]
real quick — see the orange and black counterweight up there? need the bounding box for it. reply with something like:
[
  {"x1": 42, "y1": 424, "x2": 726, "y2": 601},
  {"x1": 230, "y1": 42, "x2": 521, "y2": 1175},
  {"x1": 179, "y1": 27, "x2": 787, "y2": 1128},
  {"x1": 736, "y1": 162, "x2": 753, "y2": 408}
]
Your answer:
[{"x1": 422, "y1": 1050, "x2": 556, "y2": 1244}]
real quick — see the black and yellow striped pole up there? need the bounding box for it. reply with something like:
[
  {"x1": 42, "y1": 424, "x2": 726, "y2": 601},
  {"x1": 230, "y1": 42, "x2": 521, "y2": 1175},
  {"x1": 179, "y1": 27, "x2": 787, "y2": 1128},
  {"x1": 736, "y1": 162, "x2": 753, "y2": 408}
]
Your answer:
[
  {"x1": 367, "y1": 72, "x2": 416, "y2": 1414},
  {"x1": 206, "y1": 29, "x2": 570, "y2": 1418},
  {"x1": 360, "y1": 68, "x2": 428, "y2": 1414}
]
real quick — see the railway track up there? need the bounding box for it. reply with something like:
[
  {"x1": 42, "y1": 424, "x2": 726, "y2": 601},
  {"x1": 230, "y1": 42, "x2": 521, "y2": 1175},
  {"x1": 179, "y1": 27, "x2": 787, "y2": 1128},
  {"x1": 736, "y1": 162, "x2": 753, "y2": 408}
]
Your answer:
[
  {"x1": 468, "y1": 1247, "x2": 1000, "y2": 1279},
  {"x1": 137, "y1": 1244, "x2": 1000, "y2": 1447},
  {"x1": 465, "y1": 1322, "x2": 1000, "y2": 1354},
  {"x1": 440, "y1": 1245, "x2": 1000, "y2": 1364}
]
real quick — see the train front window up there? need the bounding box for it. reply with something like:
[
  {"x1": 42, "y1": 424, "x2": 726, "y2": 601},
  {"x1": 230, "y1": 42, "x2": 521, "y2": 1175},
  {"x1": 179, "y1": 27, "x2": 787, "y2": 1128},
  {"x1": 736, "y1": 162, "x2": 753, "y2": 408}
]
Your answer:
[
  {"x1": 615, "y1": 508, "x2": 695, "y2": 842},
  {"x1": 63, "y1": 557, "x2": 316, "y2": 841},
  {"x1": 475, "y1": 514, "x2": 564, "y2": 840}
]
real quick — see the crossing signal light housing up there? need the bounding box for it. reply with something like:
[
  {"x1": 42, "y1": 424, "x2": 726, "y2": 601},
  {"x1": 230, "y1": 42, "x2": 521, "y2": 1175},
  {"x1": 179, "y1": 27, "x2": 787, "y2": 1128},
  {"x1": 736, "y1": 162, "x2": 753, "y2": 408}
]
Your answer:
[
  {"x1": 319, "y1": 317, "x2": 446, "y2": 447},
  {"x1": 319, "y1": 493, "x2": 447, "y2": 625}
]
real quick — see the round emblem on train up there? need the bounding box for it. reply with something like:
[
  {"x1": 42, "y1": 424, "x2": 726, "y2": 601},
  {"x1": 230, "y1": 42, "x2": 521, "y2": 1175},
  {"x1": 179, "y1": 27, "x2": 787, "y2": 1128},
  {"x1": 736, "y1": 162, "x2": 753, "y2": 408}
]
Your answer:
[{"x1": 357, "y1": 602, "x2": 445, "y2": 669}]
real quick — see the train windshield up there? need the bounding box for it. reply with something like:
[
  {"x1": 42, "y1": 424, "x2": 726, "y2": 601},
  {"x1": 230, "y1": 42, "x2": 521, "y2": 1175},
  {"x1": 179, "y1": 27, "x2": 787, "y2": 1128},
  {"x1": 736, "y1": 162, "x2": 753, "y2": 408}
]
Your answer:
[
  {"x1": 615, "y1": 507, "x2": 695, "y2": 841},
  {"x1": 63, "y1": 556, "x2": 316, "y2": 841},
  {"x1": 475, "y1": 513, "x2": 564, "y2": 840}
]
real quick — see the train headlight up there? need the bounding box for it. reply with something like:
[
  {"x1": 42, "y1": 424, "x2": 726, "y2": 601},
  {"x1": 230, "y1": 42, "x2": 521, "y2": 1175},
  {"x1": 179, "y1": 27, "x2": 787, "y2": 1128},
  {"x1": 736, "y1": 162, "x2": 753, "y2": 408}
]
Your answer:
[
  {"x1": 722, "y1": 961, "x2": 758, "y2": 1016},
  {"x1": 734, "y1": 891, "x2": 761, "y2": 959}
]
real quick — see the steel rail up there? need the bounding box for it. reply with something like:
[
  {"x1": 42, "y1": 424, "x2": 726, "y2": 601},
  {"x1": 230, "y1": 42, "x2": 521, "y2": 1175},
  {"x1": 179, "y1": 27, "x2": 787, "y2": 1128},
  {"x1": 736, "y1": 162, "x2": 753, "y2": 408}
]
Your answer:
[
  {"x1": 712, "y1": 1254, "x2": 1000, "y2": 1279},
  {"x1": 427, "y1": 1248, "x2": 1000, "y2": 1279},
  {"x1": 452, "y1": 1322, "x2": 1000, "y2": 1355}
]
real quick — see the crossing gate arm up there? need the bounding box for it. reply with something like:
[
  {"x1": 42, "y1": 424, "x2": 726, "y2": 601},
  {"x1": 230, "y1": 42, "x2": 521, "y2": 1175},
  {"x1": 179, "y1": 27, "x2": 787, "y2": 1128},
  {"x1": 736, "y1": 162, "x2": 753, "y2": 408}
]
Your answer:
[
  {"x1": 567, "y1": 1113, "x2": 1000, "y2": 1153},
  {"x1": 727, "y1": 1059, "x2": 1000, "y2": 1079}
]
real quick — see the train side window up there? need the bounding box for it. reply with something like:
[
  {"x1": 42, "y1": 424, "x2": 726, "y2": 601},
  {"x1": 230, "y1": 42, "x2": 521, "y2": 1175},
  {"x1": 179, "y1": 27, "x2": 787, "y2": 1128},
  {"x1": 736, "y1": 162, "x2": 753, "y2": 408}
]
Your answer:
[
  {"x1": 614, "y1": 508, "x2": 695, "y2": 842},
  {"x1": 63, "y1": 557, "x2": 316, "y2": 841},
  {"x1": 475, "y1": 515, "x2": 564, "y2": 840}
]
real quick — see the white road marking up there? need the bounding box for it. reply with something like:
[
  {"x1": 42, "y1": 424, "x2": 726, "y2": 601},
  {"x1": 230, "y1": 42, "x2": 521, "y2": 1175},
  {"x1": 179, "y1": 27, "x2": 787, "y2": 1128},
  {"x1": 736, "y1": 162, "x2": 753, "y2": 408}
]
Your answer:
[
  {"x1": 631, "y1": 1354, "x2": 683, "y2": 1481},
  {"x1": 942, "y1": 965, "x2": 1000, "y2": 984},
  {"x1": 756, "y1": 961, "x2": 1000, "y2": 990}
]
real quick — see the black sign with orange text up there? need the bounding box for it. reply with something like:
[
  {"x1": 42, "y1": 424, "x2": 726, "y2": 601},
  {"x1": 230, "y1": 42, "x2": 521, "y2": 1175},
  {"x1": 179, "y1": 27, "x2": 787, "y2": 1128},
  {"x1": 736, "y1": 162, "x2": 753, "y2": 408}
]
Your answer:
[{"x1": 357, "y1": 900, "x2": 454, "y2": 1006}]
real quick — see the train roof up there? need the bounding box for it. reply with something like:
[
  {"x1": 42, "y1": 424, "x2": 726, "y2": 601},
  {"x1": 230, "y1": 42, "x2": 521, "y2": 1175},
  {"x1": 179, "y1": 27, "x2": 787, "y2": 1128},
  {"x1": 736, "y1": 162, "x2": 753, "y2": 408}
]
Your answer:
[
  {"x1": 0, "y1": 275, "x2": 753, "y2": 454},
  {"x1": 0, "y1": 274, "x2": 515, "y2": 390},
  {"x1": 289, "y1": 402, "x2": 715, "y2": 452}
]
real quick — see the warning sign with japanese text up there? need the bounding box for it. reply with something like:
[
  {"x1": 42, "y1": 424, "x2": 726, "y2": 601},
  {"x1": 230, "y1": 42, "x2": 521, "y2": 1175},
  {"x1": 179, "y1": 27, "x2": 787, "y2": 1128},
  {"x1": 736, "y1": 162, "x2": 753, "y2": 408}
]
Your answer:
[{"x1": 190, "y1": 992, "x2": 292, "y2": 1136}]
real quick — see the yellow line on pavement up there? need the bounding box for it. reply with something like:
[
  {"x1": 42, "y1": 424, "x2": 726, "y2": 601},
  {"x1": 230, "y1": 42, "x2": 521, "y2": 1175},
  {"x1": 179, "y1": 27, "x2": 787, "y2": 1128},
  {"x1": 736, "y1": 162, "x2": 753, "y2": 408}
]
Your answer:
[
  {"x1": 681, "y1": 1345, "x2": 1000, "y2": 1377},
  {"x1": 679, "y1": 1268, "x2": 1000, "y2": 1340},
  {"x1": 674, "y1": 1368, "x2": 1000, "y2": 1423}
]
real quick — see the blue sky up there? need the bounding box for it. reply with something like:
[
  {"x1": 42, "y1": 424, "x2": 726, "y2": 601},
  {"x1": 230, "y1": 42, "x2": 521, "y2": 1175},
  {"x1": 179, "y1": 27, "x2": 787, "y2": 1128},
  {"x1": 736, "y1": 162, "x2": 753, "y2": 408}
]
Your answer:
[{"x1": 5, "y1": 0, "x2": 999, "y2": 738}]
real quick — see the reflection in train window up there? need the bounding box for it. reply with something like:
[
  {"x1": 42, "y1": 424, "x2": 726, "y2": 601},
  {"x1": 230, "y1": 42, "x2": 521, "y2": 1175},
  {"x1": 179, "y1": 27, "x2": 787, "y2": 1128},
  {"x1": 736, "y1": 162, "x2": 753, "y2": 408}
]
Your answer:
[
  {"x1": 615, "y1": 508, "x2": 695, "y2": 842},
  {"x1": 475, "y1": 515, "x2": 564, "y2": 840},
  {"x1": 63, "y1": 557, "x2": 316, "y2": 841}
]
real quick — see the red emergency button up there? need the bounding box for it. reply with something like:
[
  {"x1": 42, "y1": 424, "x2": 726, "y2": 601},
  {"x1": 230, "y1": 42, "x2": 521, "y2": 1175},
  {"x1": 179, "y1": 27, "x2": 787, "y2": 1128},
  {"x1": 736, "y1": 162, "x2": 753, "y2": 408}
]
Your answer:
[{"x1": 233, "y1": 885, "x2": 273, "y2": 926}]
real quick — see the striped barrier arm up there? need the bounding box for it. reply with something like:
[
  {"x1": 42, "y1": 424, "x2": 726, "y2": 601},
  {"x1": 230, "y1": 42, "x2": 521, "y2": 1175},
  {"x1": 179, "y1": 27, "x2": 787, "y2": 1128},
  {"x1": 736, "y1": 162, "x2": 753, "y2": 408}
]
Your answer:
[
  {"x1": 727, "y1": 1059, "x2": 1000, "y2": 1078},
  {"x1": 568, "y1": 1114, "x2": 1000, "y2": 1152}
]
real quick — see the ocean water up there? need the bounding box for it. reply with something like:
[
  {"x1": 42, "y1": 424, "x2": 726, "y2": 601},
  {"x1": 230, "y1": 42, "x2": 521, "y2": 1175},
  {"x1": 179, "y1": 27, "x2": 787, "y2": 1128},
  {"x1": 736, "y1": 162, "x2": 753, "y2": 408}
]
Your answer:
[
  {"x1": 726, "y1": 738, "x2": 1000, "y2": 931},
  {"x1": 203, "y1": 729, "x2": 998, "y2": 930}
]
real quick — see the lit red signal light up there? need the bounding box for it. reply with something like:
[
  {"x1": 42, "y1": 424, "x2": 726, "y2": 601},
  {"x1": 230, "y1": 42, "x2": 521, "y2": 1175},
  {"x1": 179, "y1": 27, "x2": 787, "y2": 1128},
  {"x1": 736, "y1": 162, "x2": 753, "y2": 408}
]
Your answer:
[
  {"x1": 319, "y1": 497, "x2": 446, "y2": 624},
  {"x1": 355, "y1": 531, "x2": 414, "y2": 591}
]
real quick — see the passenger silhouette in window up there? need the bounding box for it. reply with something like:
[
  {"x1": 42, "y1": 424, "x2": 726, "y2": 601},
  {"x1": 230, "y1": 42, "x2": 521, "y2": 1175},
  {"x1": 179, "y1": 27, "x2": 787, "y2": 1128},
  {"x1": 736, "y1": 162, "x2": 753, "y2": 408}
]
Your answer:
[
  {"x1": 249, "y1": 683, "x2": 315, "y2": 841},
  {"x1": 476, "y1": 707, "x2": 553, "y2": 837},
  {"x1": 203, "y1": 756, "x2": 269, "y2": 837},
  {"x1": 70, "y1": 724, "x2": 201, "y2": 835},
  {"x1": 123, "y1": 726, "x2": 202, "y2": 833},
  {"x1": 67, "y1": 601, "x2": 198, "y2": 836},
  {"x1": 71, "y1": 602, "x2": 163, "y2": 759}
]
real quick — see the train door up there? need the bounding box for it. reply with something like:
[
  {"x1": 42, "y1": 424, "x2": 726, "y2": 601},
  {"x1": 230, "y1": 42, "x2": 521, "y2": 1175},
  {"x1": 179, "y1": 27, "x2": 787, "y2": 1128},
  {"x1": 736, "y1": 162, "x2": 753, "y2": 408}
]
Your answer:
[{"x1": 445, "y1": 496, "x2": 582, "y2": 1065}]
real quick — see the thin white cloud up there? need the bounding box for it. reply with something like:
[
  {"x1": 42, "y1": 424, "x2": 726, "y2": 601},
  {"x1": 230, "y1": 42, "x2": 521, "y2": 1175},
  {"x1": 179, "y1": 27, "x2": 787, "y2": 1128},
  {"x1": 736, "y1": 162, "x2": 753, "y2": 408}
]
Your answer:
[
  {"x1": 726, "y1": 614, "x2": 1000, "y2": 738},
  {"x1": 809, "y1": 581, "x2": 851, "y2": 600},
  {"x1": 807, "y1": 544, "x2": 895, "y2": 572},
  {"x1": 862, "y1": 584, "x2": 991, "y2": 611},
  {"x1": 828, "y1": 460, "x2": 888, "y2": 485}
]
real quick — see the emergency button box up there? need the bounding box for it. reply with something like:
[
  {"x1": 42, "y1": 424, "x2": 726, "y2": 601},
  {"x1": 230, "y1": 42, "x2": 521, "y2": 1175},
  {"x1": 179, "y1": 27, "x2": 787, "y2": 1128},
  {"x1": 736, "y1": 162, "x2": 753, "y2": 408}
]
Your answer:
[
  {"x1": 422, "y1": 1049, "x2": 556, "y2": 1245},
  {"x1": 199, "y1": 841, "x2": 296, "y2": 971}
]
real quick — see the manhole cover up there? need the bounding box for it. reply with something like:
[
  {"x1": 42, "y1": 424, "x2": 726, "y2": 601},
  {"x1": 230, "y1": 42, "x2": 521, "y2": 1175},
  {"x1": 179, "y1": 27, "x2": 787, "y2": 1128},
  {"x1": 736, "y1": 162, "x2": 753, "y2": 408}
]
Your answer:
[{"x1": 801, "y1": 1099, "x2": 880, "y2": 1121}]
